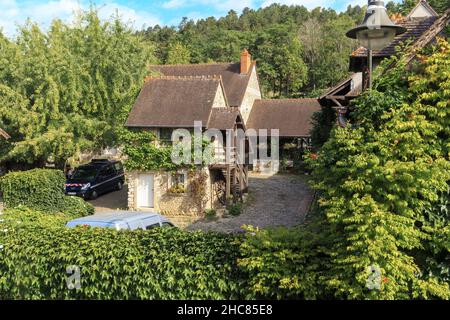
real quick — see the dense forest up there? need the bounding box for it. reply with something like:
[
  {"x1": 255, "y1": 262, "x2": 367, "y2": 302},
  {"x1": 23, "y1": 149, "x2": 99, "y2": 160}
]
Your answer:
[
  {"x1": 141, "y1": 0, "x2": 449, "y2": 98},
  {"x1": 141, "y1": 4, "x2": 364, "y2": 98}
]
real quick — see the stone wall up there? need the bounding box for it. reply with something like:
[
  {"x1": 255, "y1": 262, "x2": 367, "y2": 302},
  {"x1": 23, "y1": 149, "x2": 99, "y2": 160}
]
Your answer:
[
  {"x1": 127, "y1": 168, "x2": 215, "y2": 217},
  {"x1": 240, "y1": 66, "x2": 262, "y2": 124},
  {"x1": 212, "y1": 83, "x2": 228, "y2": 109}
]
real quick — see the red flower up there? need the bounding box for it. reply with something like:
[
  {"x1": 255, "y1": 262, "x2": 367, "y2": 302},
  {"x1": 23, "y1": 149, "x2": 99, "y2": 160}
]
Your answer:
[
  {"x1": 382, "y1": 277, "x2": 389, "y2": 284},
  {"x1": 310, "y1": 153, "x2": 318, "y2": 161}
]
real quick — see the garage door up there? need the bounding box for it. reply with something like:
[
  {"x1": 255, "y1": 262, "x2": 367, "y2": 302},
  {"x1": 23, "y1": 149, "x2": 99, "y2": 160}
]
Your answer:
[{"x1": 137, "y1": 174, "x2": 154, "y2": 208}]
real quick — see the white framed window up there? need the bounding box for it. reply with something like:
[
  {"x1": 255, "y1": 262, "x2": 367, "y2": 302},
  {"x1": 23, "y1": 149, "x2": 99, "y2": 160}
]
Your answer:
[{"x1": 168, "y1": 171, "x2": 188, "y2": 194}]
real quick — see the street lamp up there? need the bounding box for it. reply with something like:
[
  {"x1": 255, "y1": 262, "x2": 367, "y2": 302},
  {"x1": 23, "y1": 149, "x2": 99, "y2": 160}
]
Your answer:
[{"x1": 346, "y1": 0, "x2": 406, "y2": 89}]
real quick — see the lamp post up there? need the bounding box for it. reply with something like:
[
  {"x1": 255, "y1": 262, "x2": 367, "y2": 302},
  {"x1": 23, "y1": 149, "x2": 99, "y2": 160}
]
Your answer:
[{"x1": 346, "y1": 0, "x2": 406, "y2": 90}]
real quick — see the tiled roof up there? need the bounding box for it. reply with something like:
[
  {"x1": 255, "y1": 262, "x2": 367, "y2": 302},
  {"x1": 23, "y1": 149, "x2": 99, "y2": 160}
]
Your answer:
[
  {"x1": 150, "y1": 62, "x2": 254, "y2": 107},
  {"x1": 207, "y1": 108, "x2": 242, "y2": 130},
  {"x1": 247, "y1": 99, "x2": 321, "y2": 137},
  {"x1": 126, "y1": 77, "x2": 222, "y2": 128}
]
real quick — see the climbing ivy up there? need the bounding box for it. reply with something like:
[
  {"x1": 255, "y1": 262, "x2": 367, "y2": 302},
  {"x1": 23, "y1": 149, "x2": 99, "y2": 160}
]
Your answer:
[
  {"x1": 121, "y1": 128, "x2": 213, "y2": 172},
  {"x1": 306, "y1": 38, "x2": 450, "y2": 299}
]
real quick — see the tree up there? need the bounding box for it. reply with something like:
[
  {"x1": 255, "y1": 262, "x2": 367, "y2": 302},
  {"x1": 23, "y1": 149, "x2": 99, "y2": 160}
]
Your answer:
[
  {"x1": 307, "y1": 39, "x2": 450, "y2": 299},
  {"x1": 144, "y1": 4, "x2": 365, "y2": 97},
  {"x1": 0, "y1": 10, "x2": 155, "y2": 168},
  {"x1": 251, "y1": 25, "x2": 308, "y2": 97},
  {"x1": 387, "y1": 0, "x2": 450, "y2": 15},
  {"x1": 299, "y1": 15, "x2": 357, "y2": 92},
  {"x1": 166, "y1": 41, "x2": 191, "y2": 64},
  {"x1": 298, "y1": 18, "x2": 323, "y2": 91}
]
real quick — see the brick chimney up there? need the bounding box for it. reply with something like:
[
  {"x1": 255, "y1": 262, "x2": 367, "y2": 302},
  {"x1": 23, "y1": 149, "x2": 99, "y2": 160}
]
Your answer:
[{"x1": 240, "y1": 49, "x2": 252, "y2": 74}]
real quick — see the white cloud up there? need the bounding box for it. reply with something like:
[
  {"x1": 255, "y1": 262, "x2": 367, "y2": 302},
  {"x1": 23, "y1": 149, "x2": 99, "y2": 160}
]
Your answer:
[
  {"x1": 96, "y1": 2, "x2": 161, "y2": 29},
  {"x1": 0, "y1": 0, "x2": 161, "y2": 37},
  {"x1": 162, "y1": 0, "x2": 186, "y2": 9}
]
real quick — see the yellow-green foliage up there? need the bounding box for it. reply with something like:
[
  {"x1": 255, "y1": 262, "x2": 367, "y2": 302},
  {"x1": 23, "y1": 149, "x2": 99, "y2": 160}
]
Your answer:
[
  {"x1": 0, "y1": 9, "x2": 155, "y2": 166},
  {"x1": 306, "y1": 39, "x2": 450, "y2": 299},
  {"x1": 0, "y1": 208, "x2": 243, "y2": 300},
  {"x1": 0, "y1": 169, "x2": 66, "y2": 211},
  {"x1": 0, "y1": 169, "x2": 93, "y2": 216}
]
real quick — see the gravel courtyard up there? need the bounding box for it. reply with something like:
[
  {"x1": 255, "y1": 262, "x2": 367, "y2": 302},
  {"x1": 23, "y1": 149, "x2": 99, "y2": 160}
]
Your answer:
[{"x1": 187, "y1": 173, "x2": 314, "y2": 233}]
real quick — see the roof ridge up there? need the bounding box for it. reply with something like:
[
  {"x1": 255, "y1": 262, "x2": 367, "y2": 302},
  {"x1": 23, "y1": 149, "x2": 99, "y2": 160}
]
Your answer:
[
  {"x1": 145, "y1": 75, "x2": 223, "y2": 82},
  {"x1": 150, "y1": 62, "x2": 237, "y2": 68},
  {"x1": 258, "y1": 98, "x2": 318, "y2": 102}
]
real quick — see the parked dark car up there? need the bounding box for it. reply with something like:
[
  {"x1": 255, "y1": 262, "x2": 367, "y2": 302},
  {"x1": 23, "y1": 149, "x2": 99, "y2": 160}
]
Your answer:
[{"x1": 65, "y1": 159, "x2": 125, "y2": 200}]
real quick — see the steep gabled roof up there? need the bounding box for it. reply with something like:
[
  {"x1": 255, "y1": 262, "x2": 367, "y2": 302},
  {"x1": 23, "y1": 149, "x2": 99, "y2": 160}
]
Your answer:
[
  {"x1": 150, "y1": 62, "x2": 255, "y2": 107},
  {"x1": 247, "y1": 99, "x2": 321, "y2": 137},
  {"x1": 403, "y1": 8, "x2": 450, "y2": 64},
  {"x1": 126, "y1": 76, "x2": 223, "y2": 128},
  {"x1": 207, "y1": 108, "x2": 243, "y2": 130},
  {"x1": 407, "y1": 0, "x2": 439, "y2": 19}
]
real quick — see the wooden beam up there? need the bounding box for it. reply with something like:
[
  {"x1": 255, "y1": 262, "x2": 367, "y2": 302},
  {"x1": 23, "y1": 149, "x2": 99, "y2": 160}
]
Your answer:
[
  {"x1": 330, "y1": 98, "x2": 343, "y2": 107},
  {"x1": 226, "y1": 165, "x2": 231, "y2": 205},
  {"x1": 0, "y1": 128, "x2": 10, "y2": 140},
  {"x1": 325, "y1": 95, "x2": 347, "y2": 100}
]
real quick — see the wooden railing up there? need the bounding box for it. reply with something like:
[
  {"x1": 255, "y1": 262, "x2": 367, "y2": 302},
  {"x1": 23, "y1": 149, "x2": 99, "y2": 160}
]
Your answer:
[{"x1": 211, "y1": 146, "x2": 236, "y2": 165}]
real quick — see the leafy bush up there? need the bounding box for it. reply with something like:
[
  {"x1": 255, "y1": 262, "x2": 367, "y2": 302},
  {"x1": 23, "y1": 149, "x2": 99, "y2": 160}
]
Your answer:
[
  {"x1": 227, "y1": 203, "x2": 243, "y2": 216},
  {"x1": 62, "y1": 196, "x2": 95, "y2": 217},
  {"x1": 204, "y1": 209, "x2": 217, "y2": 219},
  {"x1": 1, "y1": 207, "x2": 75, "y2": 228},
  {"x1": 305, "y1": 39, "x2": 450, "y2": 299},
  {"x1": 0, "y1": 169, "x2": 66, "y2": 212},
  {"x1": 0, "y1": 212, "x2": 244, "y2": 300},
  {"x1": 238, "y1": 224, "x2": 332, "y2": 299},
  {"x1": 0, "y1": 169, "x2": 93, "y2": 217}
]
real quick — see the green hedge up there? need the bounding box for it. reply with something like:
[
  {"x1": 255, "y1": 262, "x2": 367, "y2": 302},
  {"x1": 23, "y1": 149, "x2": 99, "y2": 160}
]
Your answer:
[
  {"x1": 0, "y1": 210, "x2": 244, "y2": 299},
  {"x1": 0, "y1": 169, "x2": 93, "y2": 217},
  {"x1": 0, "y1": 169, "x2": 66, "y2": 212},
  {"x1": 62, "y1": 196, "x2": 95, "y2": 217}
]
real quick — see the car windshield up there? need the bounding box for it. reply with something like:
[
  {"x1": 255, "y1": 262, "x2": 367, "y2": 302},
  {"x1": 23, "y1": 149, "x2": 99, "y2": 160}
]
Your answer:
[{"x1": 71, "y1": 167, "x2": 97, "y2": 180}]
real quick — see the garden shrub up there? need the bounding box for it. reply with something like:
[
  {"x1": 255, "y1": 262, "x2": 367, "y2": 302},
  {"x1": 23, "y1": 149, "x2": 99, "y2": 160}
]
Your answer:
[
  {"x1": 62, "y1": 196, "x2": 95, "y2": 217},
  {"x1": 227, "y1": 203, "x2": 242, "y2": 216},
  {"x1": 204, "y1": 208, "x2": 217, "y2": 219},
  {"x1": 1, "y1": 207, "x2": 76, "y2": 228},
  {"x1": 305, "y1": 39, "x2": 450, "y2": 299},
  {"x1": 237, "y1": 224, "x2": 334, "y2": 299},
  {"x1": 0, "y1": 169, "x2": 66, "y2": 212},
  {"x1": 0, "y1": 210, "x2": 245, "y2": 299},
  {"x1": 0, "y1": 169, "x2": 93, "y2": 217}
]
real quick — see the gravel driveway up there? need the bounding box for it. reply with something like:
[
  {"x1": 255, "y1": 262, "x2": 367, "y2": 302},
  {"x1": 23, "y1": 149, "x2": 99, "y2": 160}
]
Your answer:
[
  {"x1": 88, "y1": 186, "x2": 128, "y2": 212},
  {"x1": 187, "y1": 173, "x2": 314, "y2": 233}
]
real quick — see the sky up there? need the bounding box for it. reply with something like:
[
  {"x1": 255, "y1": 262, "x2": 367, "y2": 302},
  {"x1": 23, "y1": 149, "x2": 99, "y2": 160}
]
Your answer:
[{"x1": 0, "y1": 0, "x2": 402, "y2": 36}]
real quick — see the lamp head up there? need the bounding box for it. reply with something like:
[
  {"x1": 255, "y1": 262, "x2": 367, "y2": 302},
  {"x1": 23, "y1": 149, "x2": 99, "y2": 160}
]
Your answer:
[{"x1": 346, "y1": 0, "x2": 406, "y2": 50}]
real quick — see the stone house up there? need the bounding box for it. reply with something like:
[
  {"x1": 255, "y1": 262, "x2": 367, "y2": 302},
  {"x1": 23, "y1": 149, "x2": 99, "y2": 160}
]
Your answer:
[
  {"x1": 125, "y1": 50, "x2": 321, "y2": 214},
  {"x1": 125, "y1": 75, "x2": 247, "y2": 215}
]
